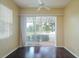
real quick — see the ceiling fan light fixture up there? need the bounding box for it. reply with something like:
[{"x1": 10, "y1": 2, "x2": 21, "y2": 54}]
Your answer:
[{"x1": 37, "y1": 0, "x2": 50, "y2": 11}]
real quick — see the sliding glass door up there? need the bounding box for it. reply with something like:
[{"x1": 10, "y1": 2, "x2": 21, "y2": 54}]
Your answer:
[{"x1": 21, "y1": 16, "x2": 56, "y2": 46}]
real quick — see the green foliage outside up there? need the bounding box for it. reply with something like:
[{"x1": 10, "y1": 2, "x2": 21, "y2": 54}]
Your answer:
[{"x1": 27, "y1": 22, "x2": 55, "y2": 33}]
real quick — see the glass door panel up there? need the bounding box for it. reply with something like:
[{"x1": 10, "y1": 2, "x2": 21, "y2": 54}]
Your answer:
[{"x1": 26, "y1": 16, "x2": 56, "y2": 46}]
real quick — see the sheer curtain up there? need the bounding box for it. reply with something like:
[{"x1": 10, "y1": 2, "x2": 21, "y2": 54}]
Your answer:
[
  {"x1": 20, "y1": 15, "x2": 27, "y2": 47},
  {"x1": 20, "y1": 15, "x2": 56, "y2": 47}
]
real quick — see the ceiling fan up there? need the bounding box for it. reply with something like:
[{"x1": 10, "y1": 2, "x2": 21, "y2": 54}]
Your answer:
[{"x1": 37, "y1": 0, "x2": 50, "y2": 11}]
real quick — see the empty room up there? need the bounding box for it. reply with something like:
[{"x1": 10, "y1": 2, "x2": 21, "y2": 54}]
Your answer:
[{"x1": 0, "y1": 0, "x2": 79, "y2": 58}]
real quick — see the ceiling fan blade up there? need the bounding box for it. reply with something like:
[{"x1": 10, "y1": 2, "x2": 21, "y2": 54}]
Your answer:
[
  {"x1": 44, "y1": 7, "x2": 50, "y2": 10},
  {"x1": 38, "y1": 0, "x2": 43, "y2": 4},
  {"x1": 37, "y1": 6, "x2": 42, "y2": 11}
]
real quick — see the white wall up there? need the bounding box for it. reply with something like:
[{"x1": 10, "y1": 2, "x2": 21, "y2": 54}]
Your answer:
[
  {"x1": 0, "y1": 0, "x2": 19, "y2": 57},
  {"x1": 64, "y1": 0, "x2": 79, "y2": 57}
]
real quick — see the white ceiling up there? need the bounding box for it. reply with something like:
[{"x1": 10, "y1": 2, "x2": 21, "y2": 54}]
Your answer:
[{"x1": 14, "y1": 0, "x2": 71, "y2": 8}]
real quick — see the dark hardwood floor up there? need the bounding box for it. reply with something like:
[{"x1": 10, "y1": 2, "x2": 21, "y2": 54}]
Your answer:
[{"x1": 6, "y1": 46, "x2": 76, "y2": 58}]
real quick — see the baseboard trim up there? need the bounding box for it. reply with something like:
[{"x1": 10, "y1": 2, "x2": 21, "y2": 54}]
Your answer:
[
  {"x1": 2, "y1": 47, "x2": 19, "y2": 58},
  {"x1": 64, "y1": 47, "x2": 79, "y2": 58},
  {"x1": 56, "y1": 46, "x2": 64, "y2": 48}
]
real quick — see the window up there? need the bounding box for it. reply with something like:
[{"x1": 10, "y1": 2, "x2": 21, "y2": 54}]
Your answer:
[
  {"x1": 0, "y1": 4, "x2": 13, "y2": 39},
  {"x1": 20, "y1": 16, "x2": 56, "y2": 46}
]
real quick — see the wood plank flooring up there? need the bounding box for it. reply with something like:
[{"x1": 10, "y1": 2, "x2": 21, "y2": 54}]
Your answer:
[{"x1": 6, "y1": 46, "x2": 76, "y2": 58}]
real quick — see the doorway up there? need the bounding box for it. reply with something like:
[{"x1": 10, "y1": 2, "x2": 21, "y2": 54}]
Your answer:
[{"x1": 21, "y1": 16, "x2": 57, "y2": 47}]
